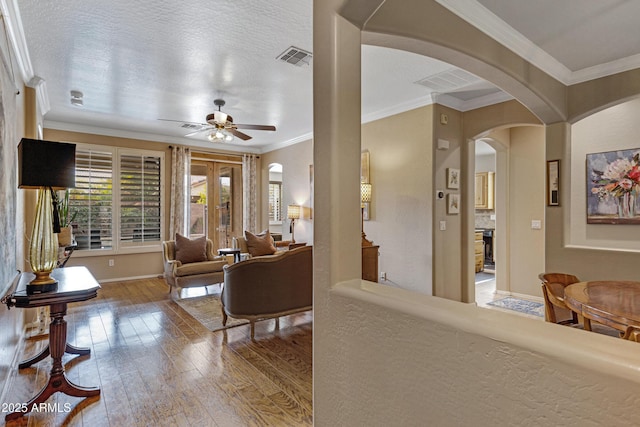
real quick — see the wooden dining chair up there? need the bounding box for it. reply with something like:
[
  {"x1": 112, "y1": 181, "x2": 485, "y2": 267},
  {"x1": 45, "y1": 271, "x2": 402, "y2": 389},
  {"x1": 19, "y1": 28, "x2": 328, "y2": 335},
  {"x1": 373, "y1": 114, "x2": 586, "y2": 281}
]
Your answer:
[
  {"x1": 539, "y1": 272, "x2": 580, "y2": 326},
  {"x1": 622, "y1": 325, "x2": 640, "y2": 342}
]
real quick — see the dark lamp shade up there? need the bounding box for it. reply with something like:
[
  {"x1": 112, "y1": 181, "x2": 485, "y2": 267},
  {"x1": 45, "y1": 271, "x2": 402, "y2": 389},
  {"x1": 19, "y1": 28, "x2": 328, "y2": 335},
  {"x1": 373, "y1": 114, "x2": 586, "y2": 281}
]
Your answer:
[{"x1": 18, "y1": 138, "x2": 76, "y2": 189}]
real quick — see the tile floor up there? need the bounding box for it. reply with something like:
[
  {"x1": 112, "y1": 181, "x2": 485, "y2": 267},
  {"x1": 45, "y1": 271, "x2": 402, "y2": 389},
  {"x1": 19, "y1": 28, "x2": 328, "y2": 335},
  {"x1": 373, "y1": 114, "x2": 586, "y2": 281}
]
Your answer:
[{"x1": 475, "y1": 272, "x2": 621, "y2": 336}]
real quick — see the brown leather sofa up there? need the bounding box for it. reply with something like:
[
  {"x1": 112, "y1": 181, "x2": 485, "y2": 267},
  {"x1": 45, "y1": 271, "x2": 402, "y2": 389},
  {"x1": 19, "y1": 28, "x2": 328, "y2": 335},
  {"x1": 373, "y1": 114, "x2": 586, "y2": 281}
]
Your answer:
[{"x1": 222, "y1": 245, "x2": 312, "y2": 338}]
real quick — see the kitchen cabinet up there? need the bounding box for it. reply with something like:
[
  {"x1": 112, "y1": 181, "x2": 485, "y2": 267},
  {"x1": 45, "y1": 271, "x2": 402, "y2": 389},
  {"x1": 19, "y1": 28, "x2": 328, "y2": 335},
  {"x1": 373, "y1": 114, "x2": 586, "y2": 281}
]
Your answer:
[
  {"x1": 475, "y1": 172, "x2": 495, "y2": 210},
  {"x1": 474, "y1": 231, "x2": 484, "y2": 273}
]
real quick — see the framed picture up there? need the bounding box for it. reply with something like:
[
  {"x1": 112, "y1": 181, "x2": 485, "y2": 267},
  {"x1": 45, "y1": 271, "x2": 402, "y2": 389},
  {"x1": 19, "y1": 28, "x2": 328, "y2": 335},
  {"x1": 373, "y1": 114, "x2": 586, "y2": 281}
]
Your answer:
[
  {"x1": 361, "y1": 150, "x2": 371, "y2": 221},
  {"x1": 547, "y1": 160, "x2": 560, "y2": 206},
  {"x1": 586, "y1": 149, "x2": 640, "y2": 224},
  {"x1": 447, "y1": 193, "x2": 459, "y2": 215},
  {"x1": 447, "y1": 168, "x2": 460, "y2": 189}
]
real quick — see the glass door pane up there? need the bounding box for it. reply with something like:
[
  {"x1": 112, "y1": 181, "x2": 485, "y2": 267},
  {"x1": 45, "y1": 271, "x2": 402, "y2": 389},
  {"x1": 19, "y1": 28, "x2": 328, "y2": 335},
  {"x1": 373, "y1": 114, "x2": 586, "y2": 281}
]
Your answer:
[
  {"x1": 217, "y1": 166, "x2": 232, "y2": 249},
  {"x1": 189, "y1": 162, "x2": 208, "y2": 238}
]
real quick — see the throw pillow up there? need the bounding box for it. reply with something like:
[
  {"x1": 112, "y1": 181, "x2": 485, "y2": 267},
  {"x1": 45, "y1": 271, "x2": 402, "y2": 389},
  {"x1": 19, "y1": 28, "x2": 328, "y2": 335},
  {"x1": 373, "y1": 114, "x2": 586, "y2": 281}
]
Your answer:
[
  {"x1": 245, "y1": 230, "x2": 277, "y2": 257},
  {"x1": 175, "y1": 233, "x2": 207, "y2": 264}
]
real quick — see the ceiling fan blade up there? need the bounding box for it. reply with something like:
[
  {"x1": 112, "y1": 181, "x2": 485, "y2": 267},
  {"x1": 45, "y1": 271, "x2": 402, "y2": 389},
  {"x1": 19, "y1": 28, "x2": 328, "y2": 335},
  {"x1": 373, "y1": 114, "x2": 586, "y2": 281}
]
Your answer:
[
  {"x1": 234, "y1": 123, "x2": 276, "y2": 131},
  {"x1": 184, "y1": 127, "x2": 213, "y2": 137},
  {"x1": 228, "y1": 128, "x2": 252, "y2": 141},
  {"x1": 158, "y1": 118, "x2": 207, "y2": 126}
]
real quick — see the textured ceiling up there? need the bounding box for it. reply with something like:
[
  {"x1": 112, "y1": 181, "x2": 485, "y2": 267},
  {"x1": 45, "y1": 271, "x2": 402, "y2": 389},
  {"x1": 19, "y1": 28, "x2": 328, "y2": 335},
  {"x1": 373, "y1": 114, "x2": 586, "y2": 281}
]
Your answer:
[{"x1": 15, "y1": 1, "x2": 640, "y2": 152}]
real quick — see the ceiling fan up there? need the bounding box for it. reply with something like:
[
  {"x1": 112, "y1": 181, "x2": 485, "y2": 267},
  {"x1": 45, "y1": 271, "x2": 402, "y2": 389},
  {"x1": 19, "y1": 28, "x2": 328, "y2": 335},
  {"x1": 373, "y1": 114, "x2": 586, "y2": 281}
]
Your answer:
[{"x1": 161, "y1": 99, "x2": 276, "y2": 142}]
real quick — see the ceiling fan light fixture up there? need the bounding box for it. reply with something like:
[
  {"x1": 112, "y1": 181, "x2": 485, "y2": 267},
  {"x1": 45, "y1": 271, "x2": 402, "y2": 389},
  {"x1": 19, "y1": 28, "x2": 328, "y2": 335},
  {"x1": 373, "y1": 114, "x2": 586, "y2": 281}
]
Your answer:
[
  {"x1": 213, "y1": 111, "x2": 228, "y2": 123},
  {"x1": 208, "y1": 128, "x2": 234, "y2": 143}
]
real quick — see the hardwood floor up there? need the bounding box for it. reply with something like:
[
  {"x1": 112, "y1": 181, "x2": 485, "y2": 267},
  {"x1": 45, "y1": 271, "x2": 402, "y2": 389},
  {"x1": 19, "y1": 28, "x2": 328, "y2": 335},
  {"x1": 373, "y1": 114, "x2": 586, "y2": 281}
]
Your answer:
[{"x1": 5, "y1": 278, "x2": 313, "y2": 426}]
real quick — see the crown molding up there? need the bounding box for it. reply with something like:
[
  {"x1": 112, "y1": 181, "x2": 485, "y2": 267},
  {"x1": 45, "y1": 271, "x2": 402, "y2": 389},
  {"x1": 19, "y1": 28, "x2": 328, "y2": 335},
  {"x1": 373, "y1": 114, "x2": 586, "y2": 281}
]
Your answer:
[
  {"x1": 435, "y1": 0, "x2": 573, "y2": 84},
  {"x1": 260, "y1": 132, "x2": 313, "y2": 154},
  {"x1": 44, "y1": 120, "x2": 262, "y2": 154},
  {"x1": 0, "y1": 0, "x2": 33, "y2": 82},
  {"x1": 1, "y1": 0, "x2": 50, "y2": 116},
  {"x1": 27, "y1": 76, "x2": 50, "y2": 116},
  {"x1": 569, "y1": 53, "x2": 640, "y2": 85},
  {"x1": 361, "y1": 95, "x2": 436, "y2": 124},
  {"x1": 435, "y1": 0, "x2": 640, "y2": 85}
]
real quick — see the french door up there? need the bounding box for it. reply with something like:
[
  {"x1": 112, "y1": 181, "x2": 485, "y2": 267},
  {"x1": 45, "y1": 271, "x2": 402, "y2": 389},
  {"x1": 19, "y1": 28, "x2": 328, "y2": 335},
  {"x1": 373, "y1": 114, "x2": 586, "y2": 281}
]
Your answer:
[{"x1": 189, "y1": 159, "x2": 242, "y2": 251}]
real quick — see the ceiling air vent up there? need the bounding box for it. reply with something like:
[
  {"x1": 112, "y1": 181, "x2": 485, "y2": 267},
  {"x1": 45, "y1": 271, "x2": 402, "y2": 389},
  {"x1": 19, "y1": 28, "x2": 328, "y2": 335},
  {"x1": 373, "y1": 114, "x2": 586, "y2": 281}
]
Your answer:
[
  {"x1": 414, "y1": 69, "x2": 479, "y2": 91},
  {"x1": 181, "y1": 123, "x2": 203, "y2": 130},
  {"x1": 277, "y1": 46, "x2": 312, "y2": 67}
]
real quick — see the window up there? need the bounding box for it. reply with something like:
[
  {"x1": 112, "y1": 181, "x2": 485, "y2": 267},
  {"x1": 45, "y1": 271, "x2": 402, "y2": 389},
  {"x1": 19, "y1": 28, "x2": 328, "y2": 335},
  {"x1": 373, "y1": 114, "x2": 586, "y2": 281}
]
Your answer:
[
  {"x1": 269, "y1": 181, "x2": 282, "y2": 222},
  {"x1": 71, "y1": 148, "x2": 113, "y2": 250},
  {"x1": 69, "y1": 144, "x2": 164, "y2": 253},
  {"x1": 120, "y1": 154, "x2": 162, "y2": 245}
]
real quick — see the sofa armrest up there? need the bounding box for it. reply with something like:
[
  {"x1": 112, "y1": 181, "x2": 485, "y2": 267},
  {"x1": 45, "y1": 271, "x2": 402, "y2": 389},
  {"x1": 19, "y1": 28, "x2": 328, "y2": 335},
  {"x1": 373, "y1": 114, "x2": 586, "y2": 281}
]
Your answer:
[{"x1": 164, "y1": 259, "x2": 181, "y2": 276}]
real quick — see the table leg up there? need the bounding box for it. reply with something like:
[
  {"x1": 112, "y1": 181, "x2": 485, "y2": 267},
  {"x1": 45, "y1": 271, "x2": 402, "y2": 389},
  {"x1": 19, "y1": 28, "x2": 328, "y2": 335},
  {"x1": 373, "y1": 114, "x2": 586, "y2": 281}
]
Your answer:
[
  {"x1": 6, "y1": 303, "x2": 100, "y2": 421},
  {"x1": 18, "y1": 343, "x2": 91, "y2": 369}
]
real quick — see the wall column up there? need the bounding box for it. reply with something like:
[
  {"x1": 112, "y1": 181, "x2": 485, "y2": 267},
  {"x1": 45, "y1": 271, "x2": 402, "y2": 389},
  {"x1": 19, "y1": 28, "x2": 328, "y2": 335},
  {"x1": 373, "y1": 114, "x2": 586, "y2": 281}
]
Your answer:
[{"x1": 312, "y1": 0, "x2": 362, "y2": 423}]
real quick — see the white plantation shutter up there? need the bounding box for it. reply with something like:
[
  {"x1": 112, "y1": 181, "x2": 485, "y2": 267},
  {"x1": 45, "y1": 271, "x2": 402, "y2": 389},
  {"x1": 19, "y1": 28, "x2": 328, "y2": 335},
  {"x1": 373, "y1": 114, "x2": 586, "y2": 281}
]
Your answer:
[
  {"x1": 269, "y1": 182, "x2": 282, "y2": 222},
  {"x1": 69, "y1": 148, "x2": 113, "y2": 250},
  {"x1": 68, "y1": 144, "x2": 164, "y2": 252},
  {"x1": 120, "y1": 154, "x2": 162, "y2": 245}
]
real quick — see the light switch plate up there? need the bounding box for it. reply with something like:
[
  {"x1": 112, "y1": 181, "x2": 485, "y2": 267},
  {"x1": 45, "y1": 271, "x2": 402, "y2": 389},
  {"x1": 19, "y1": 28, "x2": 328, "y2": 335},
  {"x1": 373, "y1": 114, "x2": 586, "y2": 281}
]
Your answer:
[
  {"x1": 440, "y1": 220, "x2": 446, "y2": 231},
  {"x1": 531, "y1": 220, "x2": 542, "y2": 229}
]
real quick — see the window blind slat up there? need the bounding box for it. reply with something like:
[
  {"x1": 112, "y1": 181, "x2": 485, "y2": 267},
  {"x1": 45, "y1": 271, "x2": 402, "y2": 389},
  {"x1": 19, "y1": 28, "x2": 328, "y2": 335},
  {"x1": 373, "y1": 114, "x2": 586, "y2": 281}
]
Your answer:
[
  {"x1": 69, "y1": 148, "x2": 163, "y2": 250},
  {"x1": 120, "y1": 154, "x2": 162, "y2": 244},
  {"x1": 69, "y1": 149, "x2": 113, "y2": 250}
]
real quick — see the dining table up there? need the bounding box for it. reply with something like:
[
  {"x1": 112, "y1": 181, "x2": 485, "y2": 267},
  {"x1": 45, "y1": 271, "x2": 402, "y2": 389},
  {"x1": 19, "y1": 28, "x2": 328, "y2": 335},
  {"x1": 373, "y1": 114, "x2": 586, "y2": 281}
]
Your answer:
[{"x1": 564, "y1": 280, "x2": 640, "y2": 334}]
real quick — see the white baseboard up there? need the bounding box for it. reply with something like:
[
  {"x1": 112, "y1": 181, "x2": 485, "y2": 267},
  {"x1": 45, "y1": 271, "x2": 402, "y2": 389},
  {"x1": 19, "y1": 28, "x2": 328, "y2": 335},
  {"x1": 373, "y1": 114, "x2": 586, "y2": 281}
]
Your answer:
[{"x1": 99, "y1": 273, "x2": 163, "y2": 283}]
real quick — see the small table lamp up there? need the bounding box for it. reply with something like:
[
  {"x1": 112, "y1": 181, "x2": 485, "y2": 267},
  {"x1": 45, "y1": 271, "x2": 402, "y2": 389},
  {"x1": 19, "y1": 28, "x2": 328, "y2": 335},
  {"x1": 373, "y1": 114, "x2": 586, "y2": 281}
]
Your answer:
[
  {"x1": 18, "y1": 138, "x2": 76, "y2": 293},
  {"x1": 360, "y1": 183, "x2": 372, "y2": 246},
  {"x1": 287, "y1": 204, "x2": 301, "y2": 243}
]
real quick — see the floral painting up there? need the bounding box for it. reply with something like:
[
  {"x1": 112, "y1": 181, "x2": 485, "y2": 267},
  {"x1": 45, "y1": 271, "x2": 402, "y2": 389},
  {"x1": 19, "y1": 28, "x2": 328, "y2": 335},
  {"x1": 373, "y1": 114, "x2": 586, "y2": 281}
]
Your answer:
[{"x1": 587, "y1": 149, "x2": 640, "y2": 224}]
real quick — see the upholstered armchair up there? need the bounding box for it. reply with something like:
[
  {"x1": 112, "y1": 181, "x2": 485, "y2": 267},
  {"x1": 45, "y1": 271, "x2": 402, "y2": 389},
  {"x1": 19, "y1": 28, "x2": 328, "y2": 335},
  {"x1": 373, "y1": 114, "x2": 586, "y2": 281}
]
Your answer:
[
  {"x1": 232, "y1": 230, "x2": 292, "y2": 260},
  {"x1": 162, "y1": 237, "x2": 227, "y2": 294},
  {"x1": 222, "y1": 245, "x2": 312, "y2": 339}
]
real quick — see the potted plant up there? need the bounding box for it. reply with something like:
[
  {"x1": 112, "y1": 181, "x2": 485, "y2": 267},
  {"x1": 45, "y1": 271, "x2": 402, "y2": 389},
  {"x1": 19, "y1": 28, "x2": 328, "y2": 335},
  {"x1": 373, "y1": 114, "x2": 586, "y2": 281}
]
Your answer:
[{"x1": 55, "y1": 189, "x2": 77, "y2": 247}]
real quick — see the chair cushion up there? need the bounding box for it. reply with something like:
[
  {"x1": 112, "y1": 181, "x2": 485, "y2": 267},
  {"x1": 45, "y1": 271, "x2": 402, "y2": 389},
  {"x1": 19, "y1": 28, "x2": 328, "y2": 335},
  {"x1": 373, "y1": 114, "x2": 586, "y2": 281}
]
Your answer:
[
  {"x1": 175, "y1": 259, "x2": 227, "y2": 277},
  {"x1": 245, "y1": 230, "x2": 277, "y2": 257},
  {"x1": 175, "y1": 234, "x2": 207, "y2": 264}
]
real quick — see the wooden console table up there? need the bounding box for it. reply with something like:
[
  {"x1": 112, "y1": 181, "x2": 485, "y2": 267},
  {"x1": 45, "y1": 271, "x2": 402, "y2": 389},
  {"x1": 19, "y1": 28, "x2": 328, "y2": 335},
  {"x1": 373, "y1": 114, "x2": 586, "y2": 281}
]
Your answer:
[
  {"x1": 362, "y1": 244, "x2": 379, "y2": 282},
  {"x1": 3, "y1": 266, "x2": 101, "y2": 421}
]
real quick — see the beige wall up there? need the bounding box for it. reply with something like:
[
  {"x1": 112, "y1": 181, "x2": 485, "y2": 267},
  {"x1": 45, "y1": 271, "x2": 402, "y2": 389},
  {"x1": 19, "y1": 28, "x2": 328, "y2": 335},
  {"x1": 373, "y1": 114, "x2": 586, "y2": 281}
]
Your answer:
[
  {"x1": 569, "y1": 98, "x2": 640, "y2": 252},
  {"x1": 260, "y1": 139, "x2": 314, "y2": 245},
  {"x1": 322, "y1": 281, "x2": 640, "y2": 426},
  {"x1": 507, "y1": 126, "x2": 545, "y2": 296},
  {"x1": 433, "y1": 105, "x2": 463, "y2": 299},
  {"x1": 546, "y1": 99, "x2": 640, "y2": 279},
  {"x1": 40, "y1": 129, "x2": 172, "y2": 281},
  {"x1": 262, "y1": 106, "x2": 434, "y2": 292},
  {"x1": 462, "y1": 102, "x2": 543, "y2": 302},
  {"x1": 361, "y1": 105, "x2": 433, "y2": 292},
  {"x1": 314, "y1": 1, "x2": 640, "y2": 425}
]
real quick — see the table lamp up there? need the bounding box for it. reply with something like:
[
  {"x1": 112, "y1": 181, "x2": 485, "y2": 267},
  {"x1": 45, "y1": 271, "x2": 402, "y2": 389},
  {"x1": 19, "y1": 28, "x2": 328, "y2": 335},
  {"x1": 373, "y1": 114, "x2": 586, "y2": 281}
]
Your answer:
[
  {"x1": 18, "y1": 138, "x2": 76, "y2": 293},
  {"x1": 361, "y1": 182, "x2": 372, "y2": 246},
  {"x1": 287, "y1": 204, "x2": 301, "y2": 243}
]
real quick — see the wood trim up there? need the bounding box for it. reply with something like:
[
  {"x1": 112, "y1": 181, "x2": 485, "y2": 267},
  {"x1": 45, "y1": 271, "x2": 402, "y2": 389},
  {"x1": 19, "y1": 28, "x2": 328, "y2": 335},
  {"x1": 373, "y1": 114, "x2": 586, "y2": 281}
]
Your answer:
[{"x1": 191, "y1": 151, "x2": 244, "y2": 164}]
